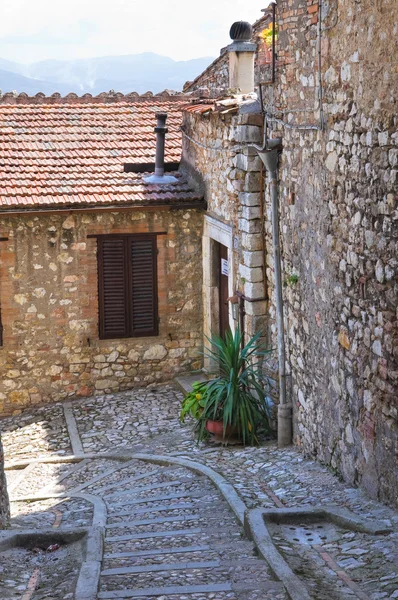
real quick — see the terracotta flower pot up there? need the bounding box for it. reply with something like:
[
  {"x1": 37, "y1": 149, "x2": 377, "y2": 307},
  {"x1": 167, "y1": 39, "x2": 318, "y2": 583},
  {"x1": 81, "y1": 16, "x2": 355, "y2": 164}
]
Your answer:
[{"x1": 206, "y1": 419, "x2": 236, "y2": 437}]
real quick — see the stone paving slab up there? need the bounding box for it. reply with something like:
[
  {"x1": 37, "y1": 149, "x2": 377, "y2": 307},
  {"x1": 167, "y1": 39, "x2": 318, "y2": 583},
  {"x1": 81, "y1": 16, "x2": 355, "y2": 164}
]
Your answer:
[
  {"x1": 10, "y1": 497, "x2": 93, "y2": 530},
  {"x1": 0, "y1": 403, "x2": 71, "y2": 462},
  {"x1": 0, "y1": 384, "x2": 397, "y2": 600}
]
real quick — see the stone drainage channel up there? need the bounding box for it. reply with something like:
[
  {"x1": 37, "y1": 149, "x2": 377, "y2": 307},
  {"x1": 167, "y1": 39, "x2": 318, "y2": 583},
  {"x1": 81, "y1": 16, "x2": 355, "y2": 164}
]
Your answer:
[{"x1": 0, "y1": 403, "x2": 393, "y2": 600}]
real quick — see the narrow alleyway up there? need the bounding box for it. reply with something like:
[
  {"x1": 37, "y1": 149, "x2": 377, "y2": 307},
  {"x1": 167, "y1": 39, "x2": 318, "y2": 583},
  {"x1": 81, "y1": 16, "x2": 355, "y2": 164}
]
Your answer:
[{"x1": 0, "y1": 385, "x2": 397, "y2": 600}]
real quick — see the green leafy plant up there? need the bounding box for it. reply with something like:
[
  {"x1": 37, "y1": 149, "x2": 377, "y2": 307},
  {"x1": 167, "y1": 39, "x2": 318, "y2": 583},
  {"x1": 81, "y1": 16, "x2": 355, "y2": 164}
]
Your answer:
[
  {"x1": 180, "y1": 328, "x2": 271, "y2": 445},
  {"x1": 284, "y1": 273, "x2": 299, "y2": 287},
  {"x1": 259, "y1": 23, "x2": 278, "y2": 49},
  {"x1": 180, "y1": 381, "x2": 209, "y2": 422}
]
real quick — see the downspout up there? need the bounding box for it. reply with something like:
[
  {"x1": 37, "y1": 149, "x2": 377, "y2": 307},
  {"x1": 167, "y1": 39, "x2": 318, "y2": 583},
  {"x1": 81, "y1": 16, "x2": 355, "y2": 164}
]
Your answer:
[{"x1": 251, "y1": 124, "x2": 292, "y2": 447}]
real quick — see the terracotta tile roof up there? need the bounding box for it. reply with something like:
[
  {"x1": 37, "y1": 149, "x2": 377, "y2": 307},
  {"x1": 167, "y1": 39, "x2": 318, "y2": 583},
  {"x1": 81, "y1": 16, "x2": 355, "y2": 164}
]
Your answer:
[
  {"x1": 0, "y1": 97, "x2": 204, "y2": 212},
  {"x1": 183, "y1": 103, "x2": 216, "y2": 114}
]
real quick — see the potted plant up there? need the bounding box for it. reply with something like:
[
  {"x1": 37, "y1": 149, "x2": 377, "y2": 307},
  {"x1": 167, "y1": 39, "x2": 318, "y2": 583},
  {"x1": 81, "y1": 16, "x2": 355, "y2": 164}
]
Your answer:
[{"x1": 180, "y1": 328, "x2": 271, "y2": 445}]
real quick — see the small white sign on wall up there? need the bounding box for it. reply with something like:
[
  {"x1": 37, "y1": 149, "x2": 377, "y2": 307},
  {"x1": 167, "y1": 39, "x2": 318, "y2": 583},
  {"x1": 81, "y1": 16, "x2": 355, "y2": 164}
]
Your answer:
[{"x1": 221, "y1": 258, "x2": 229, "y2": 277}]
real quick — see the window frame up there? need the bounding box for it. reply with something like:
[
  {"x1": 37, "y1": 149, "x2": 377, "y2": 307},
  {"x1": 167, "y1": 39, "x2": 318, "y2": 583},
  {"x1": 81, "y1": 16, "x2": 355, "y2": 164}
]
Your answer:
[{"x1": 97, "y1": 233, "x2": 159, "y2": 340}]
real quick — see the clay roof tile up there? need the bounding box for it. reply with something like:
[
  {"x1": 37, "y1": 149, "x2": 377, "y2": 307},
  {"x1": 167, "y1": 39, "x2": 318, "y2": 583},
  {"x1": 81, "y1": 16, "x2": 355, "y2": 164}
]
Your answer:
[{"x1": 0, "y1": 97, "x2": 203, "y2": 211}]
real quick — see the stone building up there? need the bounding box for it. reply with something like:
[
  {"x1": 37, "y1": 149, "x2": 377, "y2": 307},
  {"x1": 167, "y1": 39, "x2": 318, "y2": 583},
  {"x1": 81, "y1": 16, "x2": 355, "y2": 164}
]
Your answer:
[
  {"x1": 0, "y1": 92, "x2": 204, "y2": 416},
  {"x1": 0, "y1": 0, "x2": 396, "y2": 510},
  {"x1": 181, "y1": 0, "x2": 397, "y2": 507}
]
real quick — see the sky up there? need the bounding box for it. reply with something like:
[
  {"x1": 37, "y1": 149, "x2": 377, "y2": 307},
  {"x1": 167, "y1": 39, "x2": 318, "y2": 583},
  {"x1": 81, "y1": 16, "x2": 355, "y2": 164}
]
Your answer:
[{"x1": 0, "y1": 0, "x2": 267, "y2": 64}]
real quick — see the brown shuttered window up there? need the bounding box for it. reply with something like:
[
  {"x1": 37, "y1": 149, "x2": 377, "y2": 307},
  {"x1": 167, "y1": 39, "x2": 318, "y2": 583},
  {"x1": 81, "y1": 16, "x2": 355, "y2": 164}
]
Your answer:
[{"x1": 98, "y1": 235, "x2": 158, "y2": 339}]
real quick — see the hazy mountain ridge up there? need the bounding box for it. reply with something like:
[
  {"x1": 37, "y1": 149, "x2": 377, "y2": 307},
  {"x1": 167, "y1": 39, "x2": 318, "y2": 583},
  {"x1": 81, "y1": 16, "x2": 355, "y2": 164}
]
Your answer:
[{"x1": 0, "y1": 52, "x2": 214, "y2": 95}]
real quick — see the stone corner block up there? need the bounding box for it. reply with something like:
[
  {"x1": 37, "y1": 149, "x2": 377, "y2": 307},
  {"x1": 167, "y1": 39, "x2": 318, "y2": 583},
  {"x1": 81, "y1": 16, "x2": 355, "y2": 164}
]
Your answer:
[
  {"x1": 244, "y1": 172, "x2": 261, "y2": 193},
  {"x1": 244, "y1": 281, "x2": 265, "y2": 299},
  {"x1": 239, "y1": 192, "x2": 261, "y2": 207},
  {"x1": 229, "y1": 125, "x2": 262, "y2": 144},
  {"x1": 243, "y1": 250, "x2": 264, "y2": 268},
  {"x1": 239, "y1": 263, "x2": 263, "y2": 283},
  {"x1": 241, "y1": 233, "x2": 263, "y2": 251},
  {"x1": 236, "y1": 153, "x2": 262, "y2": 172},
  {"x1": 238, "y1": 218, "x2": 262, "y2": 234}
]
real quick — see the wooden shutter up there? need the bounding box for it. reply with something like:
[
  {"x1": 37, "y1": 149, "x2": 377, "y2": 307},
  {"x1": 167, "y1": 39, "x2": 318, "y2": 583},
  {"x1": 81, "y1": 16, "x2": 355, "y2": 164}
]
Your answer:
[
  {"x1": 130, "y1": 236, "x2": 158, "y2": 337},
  {"x1": 98, "y1": 238, "x2": 129, "y2": 339}
]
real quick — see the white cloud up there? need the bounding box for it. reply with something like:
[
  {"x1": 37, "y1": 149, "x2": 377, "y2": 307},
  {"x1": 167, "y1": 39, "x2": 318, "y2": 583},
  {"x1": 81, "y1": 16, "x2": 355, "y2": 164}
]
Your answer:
[{"x1": 0, "y1": 0, "x2": 266, "y2": 63}]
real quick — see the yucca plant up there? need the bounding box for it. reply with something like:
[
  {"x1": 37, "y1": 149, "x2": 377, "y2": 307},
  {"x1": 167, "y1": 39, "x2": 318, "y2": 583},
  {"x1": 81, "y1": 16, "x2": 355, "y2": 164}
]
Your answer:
[{"x1": 188, "y1": 328, "x2": 271, "y2": 445}]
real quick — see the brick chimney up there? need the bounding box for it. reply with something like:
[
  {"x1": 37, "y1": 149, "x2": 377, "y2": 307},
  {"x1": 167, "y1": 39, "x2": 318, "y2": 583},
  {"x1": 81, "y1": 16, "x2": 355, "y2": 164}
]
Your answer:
[{"x1": 228, "y1": 21, "x2": 256, "y2": 94}]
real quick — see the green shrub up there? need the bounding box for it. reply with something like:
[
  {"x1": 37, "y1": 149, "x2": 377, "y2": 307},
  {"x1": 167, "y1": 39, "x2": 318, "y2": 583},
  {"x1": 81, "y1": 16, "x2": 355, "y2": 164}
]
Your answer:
[{"x1": 180, "y1": 328, "x2": 271, "y2": 445}]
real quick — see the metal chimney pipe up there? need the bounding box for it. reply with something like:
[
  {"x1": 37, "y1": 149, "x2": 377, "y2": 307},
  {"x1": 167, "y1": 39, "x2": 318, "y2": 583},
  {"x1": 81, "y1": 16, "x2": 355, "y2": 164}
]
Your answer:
[
  {"x1": 154, "y1": 112, "x2": 167, "y2": 177},
  {"x1": 144, "y1": 112, "x2": 178, "y2": 185}
]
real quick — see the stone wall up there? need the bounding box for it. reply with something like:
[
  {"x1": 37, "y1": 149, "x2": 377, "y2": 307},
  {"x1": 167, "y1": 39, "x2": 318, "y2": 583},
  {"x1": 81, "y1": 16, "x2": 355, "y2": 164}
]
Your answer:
[
  {"x1": 183, "y1": 1, "x2": 397, "y2": 506},
  {"x1": 0, "y1": 209, "x2": 203, "y2": 416},
  {"x1": 183, "y1": 52, "x2": 229, "y2": 95},
  {"x1": 182, "y1": 102, "x2": 268, "y2": 349},
  {"x1": 260, "y1": 0, "x2": 397, "y2": 506},
  {"x1": 0, "y1": 434, "x2": 9, "y2": 528}
]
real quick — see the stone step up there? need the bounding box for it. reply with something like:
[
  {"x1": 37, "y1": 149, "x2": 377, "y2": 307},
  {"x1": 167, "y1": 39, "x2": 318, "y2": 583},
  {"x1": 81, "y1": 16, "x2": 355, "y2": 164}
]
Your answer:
[
  {"x1": 101, "y1": 559, "x2": 220, "y2": 576},
  {"x1": 106, "y1": 528, "x2": 202, "y2": 543},
  {"x1": 108, "y1": 490, "x2": 212, "y2": 507},
  {"x1": 104, "y1": 480, "x2": 185, "y2": 498},
  {"x1": 103, "y1": 540, "x2": 256, "y2": 566},
  {"x1": 104, "y1": 544, "x2": 210, "y2": 560},
  {"x1": 174, "y1": 372, "x2": 209, "y2": 395},
  {"x1": 105, "y1": 519, "x2": 238, "y2": 539},
  {"x1": 106, "y1": 514, "x2": 200, "y2": 528},
  {"x1": 106, "y1": 502, "x2": 195, "y2": 517},
  {"x1": 95, "y1": 469, "x2": 160, "y2": 495},
  {"x1": 97, "y1": 583, "x2": 231, "y2": 599}
]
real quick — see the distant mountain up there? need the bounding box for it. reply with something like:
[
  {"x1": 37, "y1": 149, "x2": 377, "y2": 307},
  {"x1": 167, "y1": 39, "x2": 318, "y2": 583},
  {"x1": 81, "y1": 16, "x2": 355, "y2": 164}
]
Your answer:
[
  {"x1": 0, "y1": 53, "x2": 214, "y2": 96},
  {"x1": 0, "y1": 69, "x2": 72, "y2": 96},
  {"x1": 0, "y1": 58, "x2": 25, "y2": 74}
]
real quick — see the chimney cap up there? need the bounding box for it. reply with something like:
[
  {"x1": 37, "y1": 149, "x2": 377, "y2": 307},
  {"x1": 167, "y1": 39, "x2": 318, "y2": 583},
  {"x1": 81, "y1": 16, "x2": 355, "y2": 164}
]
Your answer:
[{"x1": 229, "y1": 21, "x2": 253, "y2": 42}]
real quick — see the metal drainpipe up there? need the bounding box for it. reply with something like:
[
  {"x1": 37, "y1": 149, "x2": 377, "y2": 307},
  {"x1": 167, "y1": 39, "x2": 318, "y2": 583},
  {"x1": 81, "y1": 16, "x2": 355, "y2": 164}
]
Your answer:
[
  {"x1": 269, "y1": 161, "x2": 292, "y2": 447},
  {"x1": 251, "y1": 128, "x2": 292, "y2": 447}
]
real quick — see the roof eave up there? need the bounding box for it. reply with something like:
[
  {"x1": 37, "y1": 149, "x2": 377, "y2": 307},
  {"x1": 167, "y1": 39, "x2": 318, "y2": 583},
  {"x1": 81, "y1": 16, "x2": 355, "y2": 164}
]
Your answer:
[{"x1": 0, "y1": 199, "x2": 206, "y2": 217}]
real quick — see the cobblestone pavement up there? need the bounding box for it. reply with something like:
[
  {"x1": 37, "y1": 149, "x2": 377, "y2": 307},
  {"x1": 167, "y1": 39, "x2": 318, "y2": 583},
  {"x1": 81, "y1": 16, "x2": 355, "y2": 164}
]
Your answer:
[{"x1": 1, "y1": 384, "x2": 397, "y2": 600}]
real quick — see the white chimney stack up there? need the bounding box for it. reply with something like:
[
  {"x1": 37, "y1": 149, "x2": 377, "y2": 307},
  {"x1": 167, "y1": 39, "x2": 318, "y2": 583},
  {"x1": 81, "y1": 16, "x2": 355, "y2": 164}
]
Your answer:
[{"x1": 228, "y1": 21, "x2": 256, "y2": 94}]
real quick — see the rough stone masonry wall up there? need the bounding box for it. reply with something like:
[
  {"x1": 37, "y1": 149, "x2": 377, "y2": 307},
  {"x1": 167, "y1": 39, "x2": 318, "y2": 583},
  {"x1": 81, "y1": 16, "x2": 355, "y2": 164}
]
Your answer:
[
  {"x1": 0, "y1": 209, "x2": 203, "y2": 416},
  {"x1": 183, "y1": 52, "x2": 229, "y2": 95},
  {"x1": 182, "y1": 107, "x2": 268, "y2": 346},
  {"x1": 260, "y1": 0, "x2": 397, "y2": 506}
]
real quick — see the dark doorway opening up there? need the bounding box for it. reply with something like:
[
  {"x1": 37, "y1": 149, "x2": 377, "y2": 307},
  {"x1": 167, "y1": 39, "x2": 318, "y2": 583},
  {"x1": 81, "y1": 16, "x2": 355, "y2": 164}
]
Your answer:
[{"x1": 217, "y1": 242, "x2": 229, "y2": 339}]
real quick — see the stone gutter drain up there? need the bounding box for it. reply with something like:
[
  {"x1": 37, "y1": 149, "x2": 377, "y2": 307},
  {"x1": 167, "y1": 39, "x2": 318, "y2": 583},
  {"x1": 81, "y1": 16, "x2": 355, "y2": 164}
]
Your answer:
[{"x1": 244, "y1": 506, "x2": 392, "y2": 600}]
